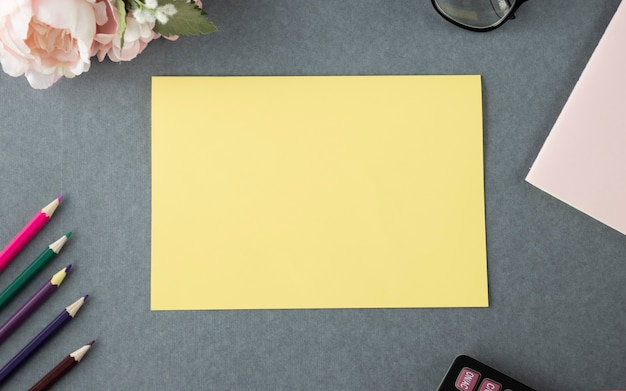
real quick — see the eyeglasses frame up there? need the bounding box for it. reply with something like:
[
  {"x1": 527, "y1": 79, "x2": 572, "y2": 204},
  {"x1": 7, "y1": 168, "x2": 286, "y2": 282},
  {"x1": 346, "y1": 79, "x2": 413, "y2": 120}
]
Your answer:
[{"x1": 431, "y1": 0, "x2": 528, "y2": 32}]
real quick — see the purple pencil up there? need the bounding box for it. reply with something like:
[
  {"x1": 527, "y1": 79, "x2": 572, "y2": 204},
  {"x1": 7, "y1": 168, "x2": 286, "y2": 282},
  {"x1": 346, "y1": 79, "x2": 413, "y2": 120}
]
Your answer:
[
  {"x1": 0, "y1": 295, "x2": 87, "y2": 384},
  {"x1": 0, "y1": 265, "x2": 71, "y2": 345}
]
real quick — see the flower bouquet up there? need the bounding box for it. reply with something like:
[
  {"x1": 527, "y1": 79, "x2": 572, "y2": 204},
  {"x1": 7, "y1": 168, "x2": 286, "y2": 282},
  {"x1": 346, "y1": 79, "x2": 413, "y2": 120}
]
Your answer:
[{"x1": 0, "y1": 0, "x2": 216, "y2": 89}]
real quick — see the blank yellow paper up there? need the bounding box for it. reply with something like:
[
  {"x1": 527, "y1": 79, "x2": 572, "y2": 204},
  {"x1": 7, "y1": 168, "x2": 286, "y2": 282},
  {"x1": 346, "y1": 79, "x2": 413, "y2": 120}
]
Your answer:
[{"x1": 151, "y1": 75, "x2": 487, "y2": 310}]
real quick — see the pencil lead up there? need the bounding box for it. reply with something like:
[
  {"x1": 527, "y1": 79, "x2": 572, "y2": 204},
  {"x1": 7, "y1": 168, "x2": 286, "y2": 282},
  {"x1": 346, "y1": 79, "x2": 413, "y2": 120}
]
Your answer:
[
  {"x1": 65, "y1": 232, "x2": 72, "y2": 239},
  {"x1": 57, "y1": 195, "x2": 64, "y2": 203}
]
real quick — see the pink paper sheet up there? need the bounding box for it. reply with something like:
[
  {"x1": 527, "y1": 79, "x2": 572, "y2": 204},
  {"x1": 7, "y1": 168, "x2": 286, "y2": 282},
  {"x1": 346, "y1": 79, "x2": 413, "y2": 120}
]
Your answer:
[{"x1": 526, "y1": 2, "x2": 626, "y2": 235}]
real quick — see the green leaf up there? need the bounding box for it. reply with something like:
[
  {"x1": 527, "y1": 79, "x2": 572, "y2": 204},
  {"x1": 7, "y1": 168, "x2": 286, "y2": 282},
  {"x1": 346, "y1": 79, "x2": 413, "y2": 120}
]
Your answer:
[
  {"x1": 116, "y1": 0, "x2": 128, "y2": 48},
  {"x1": 153, "y1": 0, "x2": 218, "y2": 37}
]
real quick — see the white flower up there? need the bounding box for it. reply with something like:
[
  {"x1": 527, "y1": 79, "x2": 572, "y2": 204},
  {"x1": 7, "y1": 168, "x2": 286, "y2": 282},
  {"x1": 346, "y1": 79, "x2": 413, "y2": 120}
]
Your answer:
[
  {"x1": 132, "y1": 7, "x2": 156, "y2": 24},
  {"x1": 155, "y1": 4, "x2": 177, "y2": 23},
  {"x1": 132, "y1": 1, "x2": 176, "y2": 25},
  {"x1": 160, "y1": 4, "x2": 177, "y2": 16},
  {"x1": 155, "y1": 10, "x2": 168, "y2": 24}
]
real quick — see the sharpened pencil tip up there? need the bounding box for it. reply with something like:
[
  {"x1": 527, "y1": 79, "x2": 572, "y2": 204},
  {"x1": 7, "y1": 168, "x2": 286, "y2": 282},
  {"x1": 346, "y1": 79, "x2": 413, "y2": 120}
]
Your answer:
[
  {"x1": 66, "y1": 232, "x2": 72, "y2": 238},
  {"x1": 88, "y1": 340, "x2": 95, "y2": 346},
  {"x1": 83, "y1": 294, "x2": 89, "y2": 301},
  {"x1": 58, "y1": 195, "x2": 64, "y2": 203},
  {"x1": 65, "y1": 264, "x2": 72, "y2": 272}
]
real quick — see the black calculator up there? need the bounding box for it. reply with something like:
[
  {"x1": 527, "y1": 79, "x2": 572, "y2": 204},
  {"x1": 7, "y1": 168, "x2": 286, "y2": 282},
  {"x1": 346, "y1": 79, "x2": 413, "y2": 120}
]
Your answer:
[{"x1": 437, "y1": 355, "x2": 537, "y2": 391}]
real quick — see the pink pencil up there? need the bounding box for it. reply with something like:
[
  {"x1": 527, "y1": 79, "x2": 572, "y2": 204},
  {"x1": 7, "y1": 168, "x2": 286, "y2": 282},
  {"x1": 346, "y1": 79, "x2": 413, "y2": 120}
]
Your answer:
[{"x1": 0, "y1": 196, "x2": 63, "y2": 272}]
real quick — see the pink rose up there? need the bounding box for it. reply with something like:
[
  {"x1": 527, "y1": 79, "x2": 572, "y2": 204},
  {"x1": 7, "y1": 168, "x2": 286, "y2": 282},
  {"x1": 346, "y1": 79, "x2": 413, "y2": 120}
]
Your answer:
[
  {"x1": 0, "y1": 0, "x2": 107, "y2": 89},
  {"x1": 92, "y1": 0, "x2": 203, "y2": 62},
  {"x1": 92, "y1": 1, "x2": 159, "y2": 63}
]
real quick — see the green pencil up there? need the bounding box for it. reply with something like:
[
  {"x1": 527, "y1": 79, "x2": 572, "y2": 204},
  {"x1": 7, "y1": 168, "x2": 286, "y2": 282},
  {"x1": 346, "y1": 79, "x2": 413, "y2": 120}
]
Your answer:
[{"x1": 0, "y1": 233, "x2": 71, "y2": 311}]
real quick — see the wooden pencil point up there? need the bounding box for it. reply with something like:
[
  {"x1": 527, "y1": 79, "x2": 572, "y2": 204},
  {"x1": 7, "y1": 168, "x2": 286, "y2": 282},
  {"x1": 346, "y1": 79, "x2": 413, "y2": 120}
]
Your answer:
[
  {"x1": 48, "y1": 234, "x2": 70, "y2": 254},
  {"x1": 66, "y1": 295, "x2": 88, "y2": 318},
  {"x1": 50, "y1": 265, "x2": 71, "y2": 286},
  {"x1": 0, "y1": 196, "x2": 63, "y2": 272},
  {"x1": 28, "y1": 340, "x2": 95, "y2": 391},
  {"x1": 41, "y1": 197, "x2": 62, "y2": 218}
]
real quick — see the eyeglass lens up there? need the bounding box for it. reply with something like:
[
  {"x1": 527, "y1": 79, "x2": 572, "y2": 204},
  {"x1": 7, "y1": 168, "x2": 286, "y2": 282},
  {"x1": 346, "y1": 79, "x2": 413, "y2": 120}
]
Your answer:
[{"x1": 433, "y1": 0, "x2": 517, "y2": 30}]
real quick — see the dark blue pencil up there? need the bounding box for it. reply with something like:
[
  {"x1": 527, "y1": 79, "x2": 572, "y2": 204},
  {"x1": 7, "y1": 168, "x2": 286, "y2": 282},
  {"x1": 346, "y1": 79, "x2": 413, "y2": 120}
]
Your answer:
[{"x1": 0, "y1": 295, "x2": 88, "y2": 384}]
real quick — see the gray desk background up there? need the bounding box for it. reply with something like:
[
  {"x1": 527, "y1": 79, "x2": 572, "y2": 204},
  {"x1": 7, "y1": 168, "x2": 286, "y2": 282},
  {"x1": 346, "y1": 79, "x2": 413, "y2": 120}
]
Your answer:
[{"x1": 0, "y1": 1, "x2": 624, "y2": 390}]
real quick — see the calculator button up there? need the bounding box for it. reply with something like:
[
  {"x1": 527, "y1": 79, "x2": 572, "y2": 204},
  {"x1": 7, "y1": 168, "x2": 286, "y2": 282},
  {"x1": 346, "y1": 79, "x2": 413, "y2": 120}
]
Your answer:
[
  {"x1": 455, "y1": 367, "x2": 481, "y2": 391},
  {"x1": 478, "y1": 378, "x2": 502, "y2": 391}
]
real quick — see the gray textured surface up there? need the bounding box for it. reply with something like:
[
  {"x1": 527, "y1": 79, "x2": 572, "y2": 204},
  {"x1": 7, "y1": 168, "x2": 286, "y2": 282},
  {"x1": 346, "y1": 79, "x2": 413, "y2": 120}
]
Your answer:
[{"x1": 0, "y1": 1, "x2": 625, "y2": 390}]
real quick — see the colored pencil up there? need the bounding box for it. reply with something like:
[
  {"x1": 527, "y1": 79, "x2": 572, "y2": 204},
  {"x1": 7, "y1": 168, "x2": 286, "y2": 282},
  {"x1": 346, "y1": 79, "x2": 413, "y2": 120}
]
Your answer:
[
  {"x1": 0, "y1": 265, "x2": 72, "y2": 345},
  {"x1": 28, "y1": 340, "x2": 94, "y2": 391},
  {"x1": 0, "y1": 233, "x2": 71, "y2": 311},
  {"x1": 0, "y1": 295, "x2": 88, "y2": 384},
  {"x1": 0, "y1": 196, "x2": 63, "y2": 272}
]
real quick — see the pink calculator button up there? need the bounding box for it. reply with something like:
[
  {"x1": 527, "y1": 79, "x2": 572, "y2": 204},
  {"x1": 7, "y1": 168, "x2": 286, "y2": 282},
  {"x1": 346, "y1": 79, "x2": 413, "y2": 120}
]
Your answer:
[
  {"x1": 455, "y1": 368, "x2": 480, "y2": 391},
  {"x1": 478, "y1": 378, "x2": 502, "y2": 391}
]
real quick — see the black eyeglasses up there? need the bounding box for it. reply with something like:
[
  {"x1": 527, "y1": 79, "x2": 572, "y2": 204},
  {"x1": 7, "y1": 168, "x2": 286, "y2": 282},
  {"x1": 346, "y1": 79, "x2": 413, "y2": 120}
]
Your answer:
[{"x1": 432, "y1": 0, "x2": 528, "y2": 32}]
